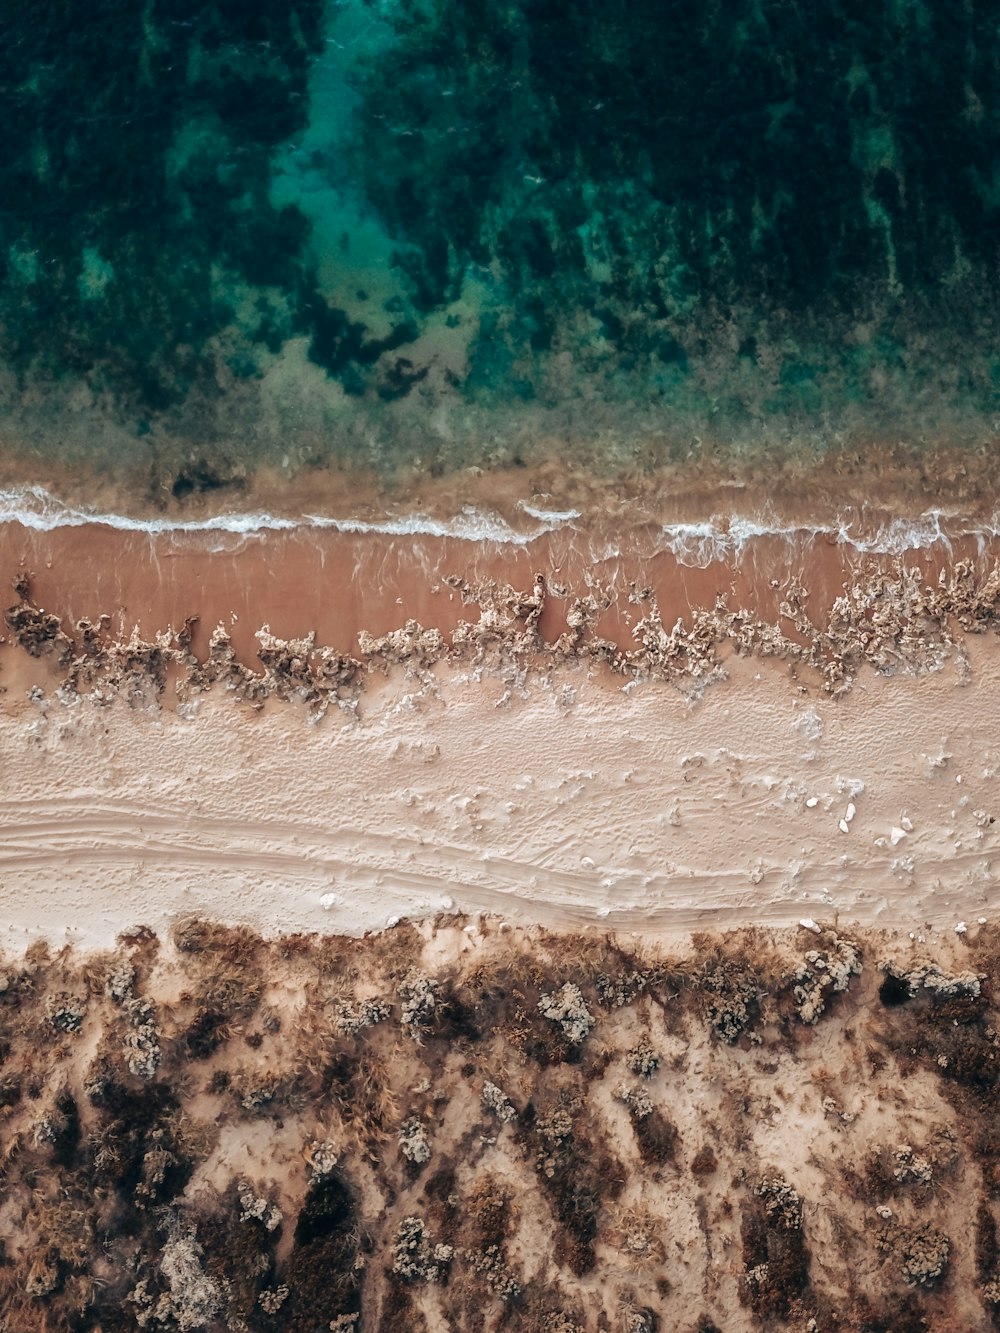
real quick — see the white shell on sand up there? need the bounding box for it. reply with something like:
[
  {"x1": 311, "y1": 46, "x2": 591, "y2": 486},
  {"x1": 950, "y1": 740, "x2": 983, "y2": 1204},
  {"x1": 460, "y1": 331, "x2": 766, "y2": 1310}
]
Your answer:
[{"x1": 889, "y1": 826, "x2": 907, "y2": 845}]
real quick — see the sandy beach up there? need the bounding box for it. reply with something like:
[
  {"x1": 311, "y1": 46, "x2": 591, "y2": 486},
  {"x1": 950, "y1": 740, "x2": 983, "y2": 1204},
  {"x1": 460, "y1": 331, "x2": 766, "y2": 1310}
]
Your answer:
[
  {"x1": 1, "y1": 516, "x2": 999, "y2": 1331},
  {"x1": 1, "y1": 624, "x2": 998, "y2": 948},
  {"x1": 0, "y1": 498, "x2": 998, "y2": 947}
]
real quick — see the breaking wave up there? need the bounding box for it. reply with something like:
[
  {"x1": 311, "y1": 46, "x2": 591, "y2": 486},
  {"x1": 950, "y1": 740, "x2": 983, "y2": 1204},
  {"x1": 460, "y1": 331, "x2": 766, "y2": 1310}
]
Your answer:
[
  {"x1": 1, "y1": 485, "x2": 997, "y2": 562},
  {"x1": 0, "y1": 486, "x2": 572, "y2": 545},
  {"x1": 660, "y1": 510, "x2": 999, "y2": 567}
]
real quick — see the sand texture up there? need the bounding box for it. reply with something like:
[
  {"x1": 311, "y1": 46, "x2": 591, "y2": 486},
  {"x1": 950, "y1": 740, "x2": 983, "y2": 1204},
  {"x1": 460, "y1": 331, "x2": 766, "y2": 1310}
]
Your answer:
[{"x1": 0, "y1": 642, "x2": 997, "y2": 947}]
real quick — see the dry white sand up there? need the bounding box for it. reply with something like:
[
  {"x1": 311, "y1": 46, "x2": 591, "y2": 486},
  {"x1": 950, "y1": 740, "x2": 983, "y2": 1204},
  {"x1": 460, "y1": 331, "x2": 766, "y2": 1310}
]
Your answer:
[{"x1": 0, "y1": 644, "x2": 997, "y2": 947}]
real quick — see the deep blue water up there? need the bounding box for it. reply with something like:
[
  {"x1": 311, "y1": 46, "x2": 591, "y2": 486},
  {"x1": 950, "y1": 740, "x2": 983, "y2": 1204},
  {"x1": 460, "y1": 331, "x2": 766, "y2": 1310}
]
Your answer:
[{"x1": 1, "y1": 0, "x2": 998, "y2": 502}]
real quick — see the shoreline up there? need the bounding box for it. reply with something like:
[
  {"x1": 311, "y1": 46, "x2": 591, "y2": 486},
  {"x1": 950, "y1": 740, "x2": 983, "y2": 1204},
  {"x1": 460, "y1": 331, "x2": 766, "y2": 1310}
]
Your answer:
[
  {"x1": 2, "y1": 479, "x2": 996, "y2": 554},
  {"x1": 1, "y1": 506, "x2": 999, "y2": 692},
  {"x1": 2, "y1": 428, "x2": 1000, "y2": 534}
]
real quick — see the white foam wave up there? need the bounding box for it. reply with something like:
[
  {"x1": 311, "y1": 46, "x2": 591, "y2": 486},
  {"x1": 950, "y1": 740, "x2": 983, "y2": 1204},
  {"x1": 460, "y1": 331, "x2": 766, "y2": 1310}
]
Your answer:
[
  {"x1": 841, "y1": 511, "x2": 952, "y2": 555},
  {"x1": 517, "y1": 500, "x2": 583, "y2": 523},
  {"x1": 661, "y1": 517, "x2": 822, "y2": 567},
  {"x1": 307, "y1": 507, "x2": 550, "y2": 544},
  {"x1": 656, "y1": 521, "x2": 722, "y2": 568},
  {"x1": 0, "y1": 487, "x2": 571, "y2": 545},
  {"x1": 661, "y1": 509, "x2": 995, "y2": 567},
  {"x1": 1, "y1": 486, "x2": 996, "y2": 559},
  {"x1": 0, "y1": 486, "x2": 299, "y2": 534}
]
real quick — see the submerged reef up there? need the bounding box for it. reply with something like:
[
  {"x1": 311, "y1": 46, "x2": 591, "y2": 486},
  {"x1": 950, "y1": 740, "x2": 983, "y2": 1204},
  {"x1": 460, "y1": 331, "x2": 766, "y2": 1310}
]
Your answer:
[
  {"x1": 0, "y1": 917, "x2": 996, "y2": 1328},
  {"x1": 1, "y1": 1, "x2": 999, "y2": 489}
]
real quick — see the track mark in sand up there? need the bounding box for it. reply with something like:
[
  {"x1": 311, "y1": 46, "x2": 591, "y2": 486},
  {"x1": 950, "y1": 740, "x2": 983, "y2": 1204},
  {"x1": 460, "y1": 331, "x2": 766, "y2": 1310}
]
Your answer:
[{"x1": 0, "y1": 791, "x2": 988, "y2": 932}]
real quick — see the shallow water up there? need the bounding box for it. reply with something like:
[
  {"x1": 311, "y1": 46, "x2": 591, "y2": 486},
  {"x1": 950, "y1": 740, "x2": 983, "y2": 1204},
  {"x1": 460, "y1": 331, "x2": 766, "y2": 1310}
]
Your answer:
[{"x1": 1, "y1": 1, "x2": 998, "y2": 512}]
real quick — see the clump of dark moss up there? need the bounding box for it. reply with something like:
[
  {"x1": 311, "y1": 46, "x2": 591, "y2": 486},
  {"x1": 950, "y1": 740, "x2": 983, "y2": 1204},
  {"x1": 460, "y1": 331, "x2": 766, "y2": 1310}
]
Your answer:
[
  {"x1": 632, "y1": 1107, "x2": 679, "y2": 1166},
  {"x1": 739, "y1": 1177, "x2": 810, "y2": 1320},
  {"x1": 691, "y1": 1145, "x2": 717, "y2": 1178},
  {"x1": 278, "y1": 1171, "x2": 363, "y2": 1332},
  {"x1": 85, "y1": 1081, "x2": 193, "y2": 1207},
  {"x1": 197, "y1": 1181, "x2": 279, "y2": 1322},
  {"x1": 522, "y1": 1097, "x2": 626, "y2": 1276},
  {"x1": 879, "y1": 971, "x2": 913, "y2": 1007}
]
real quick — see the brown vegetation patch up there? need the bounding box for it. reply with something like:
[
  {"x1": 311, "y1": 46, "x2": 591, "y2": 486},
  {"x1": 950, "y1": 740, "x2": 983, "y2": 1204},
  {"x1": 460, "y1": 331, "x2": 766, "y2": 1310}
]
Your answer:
[{"x1": 0, "y1": 919, "x2": 990, "y2": 1329}]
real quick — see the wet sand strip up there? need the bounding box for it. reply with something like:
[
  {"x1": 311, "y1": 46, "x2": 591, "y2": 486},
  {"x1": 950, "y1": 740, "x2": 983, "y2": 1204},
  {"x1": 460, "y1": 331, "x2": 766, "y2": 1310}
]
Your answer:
[{"x1": 0, "y1": 520, "x2": 993, "y2": 668}]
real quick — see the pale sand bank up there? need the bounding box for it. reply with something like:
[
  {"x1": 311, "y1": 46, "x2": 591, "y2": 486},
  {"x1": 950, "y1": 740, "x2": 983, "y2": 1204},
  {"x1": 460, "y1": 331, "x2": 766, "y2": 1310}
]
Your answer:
[{"x1": 0, "y1": 645, "x2": 997, "y2": 948}]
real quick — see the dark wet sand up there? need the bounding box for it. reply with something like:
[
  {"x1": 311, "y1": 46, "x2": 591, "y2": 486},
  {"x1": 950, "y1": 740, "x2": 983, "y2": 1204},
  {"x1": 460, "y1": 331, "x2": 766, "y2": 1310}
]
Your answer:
[{"x1": 0, "y1": 518, "x2": 990, "y2": 665}]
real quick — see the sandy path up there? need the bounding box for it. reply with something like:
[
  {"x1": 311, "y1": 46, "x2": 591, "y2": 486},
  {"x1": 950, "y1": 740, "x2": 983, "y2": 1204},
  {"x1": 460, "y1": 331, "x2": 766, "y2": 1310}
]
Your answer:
[{"x1": 1, "y1": 646, "x2": 998, "y2": 947}]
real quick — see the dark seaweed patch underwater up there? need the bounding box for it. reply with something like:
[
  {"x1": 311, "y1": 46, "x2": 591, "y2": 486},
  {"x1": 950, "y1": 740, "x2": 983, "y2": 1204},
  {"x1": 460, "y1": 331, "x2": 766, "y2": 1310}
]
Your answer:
[{"x1": 0, "y1": 0, "x2": 998, "y2": 497}]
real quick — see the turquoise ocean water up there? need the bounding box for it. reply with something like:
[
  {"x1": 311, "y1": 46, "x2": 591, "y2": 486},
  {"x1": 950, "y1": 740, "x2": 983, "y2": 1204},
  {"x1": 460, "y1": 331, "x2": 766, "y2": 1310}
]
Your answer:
[{"x1": 1, "y1": 0, "x2": 998, "y2": 509}]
